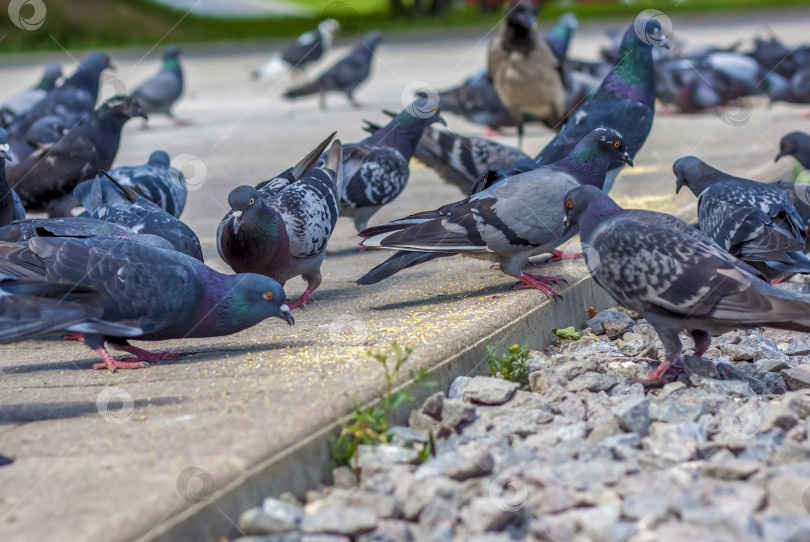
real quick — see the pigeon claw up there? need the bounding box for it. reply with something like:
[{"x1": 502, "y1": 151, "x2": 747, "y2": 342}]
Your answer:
[
  {"x1": 513, "y1": 272, "x2": 564, "y2": 299},
  {"x1": 637, "y1": 359, "x2": 675, "y2": 386},
  {"x1": 288, "y1": 288, "x2": 314, "y2": 310},
  {"x1": 111, "y1": 343, "x2": 181, "y2": 364},
  {"x1": 92, "y1": 347, "x2": 151, "y2": 372}
]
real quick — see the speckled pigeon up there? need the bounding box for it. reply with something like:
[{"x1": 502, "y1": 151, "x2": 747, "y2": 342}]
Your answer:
[
  {"x1": 674, "y1": 156, "x2": 810, "y2": 282},
  {"x1": 769, "y1": 181, "x2": 810, "y2": 232},
  {"x1": 218, "y1": 135, "x2": 342, "y2": 310},
  {"x1": 0, "y1": 129, "x2": 25, "y2": 227},
  {"x1": 335, "y1": 99, "x2": 444, "y2": 232},
  {"x1": 776, "y1": 132, "x2": 810, "y2": 170},
  {"x1": 358, "y1": 127, "x2": 632, "y2": 295},
  {"x1": 0, "y1": 236, "x2": 293, "y2": 372},
  {"x1": 73, "y1": 173, "x2": 203, "y2": 261},
  {"x1": 252, "y1": 19, "x2": 340, "y2": 80},
  {"x1": 437, "y1": 68, "x2": 514, "y2": 133},
  {"x1": 104, "y1": 151, "x2": 187, "y2": 218},
  {"x1": 283, "y1": 32, "x2": 382, "y2": 109},
  {"x1": 475, "y1": 15, "x2": 660, "y2": 194},
  {"x1": 7, "y1": 52, "x2": 112, "y2": 139},
  {"x1": 0, "y1": 63, "x2": 61, "y2": 125},
  {"x1": 133, "y1": 44, "x2": 187, "y2": 126},
  {"x1": 561, "y1": 184, "x2": 810, "y2": 385},
  {"x1": 7, "y1": 96, "x2": 145, "y2": 217}
]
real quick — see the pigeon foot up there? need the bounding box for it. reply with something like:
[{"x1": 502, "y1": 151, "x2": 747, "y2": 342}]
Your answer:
[
  {"x1": 288, "y1": 288, "x2": 314, "y2": 310},
  {"x1": 92, "y1": 347, "x2": 150, "y2": 372},
  {"x1": 112, "y1": 343, "x2": 181, "y2": 363},
  {"x1": 548, "y1": 249, "x2": 582, "y2": 262},
  {"x1": 638, "y1": 357, "x2": 682, "y2": 386},
  {"x1": 512, "y1": 272, "x2": 565, "y2": 298}
]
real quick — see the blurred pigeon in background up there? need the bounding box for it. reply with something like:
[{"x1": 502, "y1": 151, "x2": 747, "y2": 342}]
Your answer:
[
  {"x1": 776, "y1": 131, "x2": 810, "y2": 169},
  {"x1": 7, "y1": 96, "x2": 145, "y2": 217},
  {"x1": 133, "y1": 44, "x2": 187, "y2": 126},
  {"x1": 0, "y1": 129, "x2": 25, "y2": 227},
  {"x1": 252, "y1": 19, "x2": 341, "y2": 81},
  {"x1": 562, "y1": 184, "x2": 810, "y2": 385},
  {"x1": 218, "y1": 135, "x2": 342, "y2": 309},
  {"x1": 105, "y1": 151, "x2": 187, "y2": 218},
  {"x1": 284, "y1": 31, "x2": 383, "y2": 109},
  {"x1": 437, "y1": 68, "x2": 515, "y2": 134},
  {"x1": 0, "y1": 63, "x2": 61, "y2": 126}
]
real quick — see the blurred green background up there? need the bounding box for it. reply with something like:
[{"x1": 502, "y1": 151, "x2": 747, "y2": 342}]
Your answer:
[{"x1": 1, "y1": 0, "x2": 806, "y2": 53}]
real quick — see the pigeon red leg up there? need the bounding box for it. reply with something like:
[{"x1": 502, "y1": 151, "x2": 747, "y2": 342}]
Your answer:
[
  {"x1": 62, "y1": 332, "x2": 82, "y2": 342},
  {"x1": 548, "y1": 249, "x2": 582, "y2": 262},
  {"x1": 692, "y1": 329, "x2": 712, "y2": 357},
  {"x1": 288, "y1": 288, "x2": 314, "y2": 310},
  {"x1": 771, "y1": 273, "x2": 794, "y2": 285},
  {"x1": 93, "y1": 347, "x2": 151, "y2": 372},
  {"x1": 637, "y1": 358, "x2": 674, "y2": 386},
  {"x1": 512, "y1": 272, "x2": 564, "y2": 298},
  {"x1": 483, "y1": 126, "x2": 502, "y2": 137},
  {"x1": 111, "y1": 343, "x2": 180, "y2": 363}
]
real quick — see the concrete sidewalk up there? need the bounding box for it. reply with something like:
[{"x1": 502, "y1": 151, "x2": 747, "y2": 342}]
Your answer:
[{"x1": 0, "y1": 10, "x2": 809, "y2": 542}]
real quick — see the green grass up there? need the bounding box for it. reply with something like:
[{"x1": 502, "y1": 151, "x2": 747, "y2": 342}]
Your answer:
[
  {"x1": 486, "y1": 343, "x2": 531, "y2": 385},
  {"x1": 1, "y1": 0, "x2": 807, "y2": 54}
]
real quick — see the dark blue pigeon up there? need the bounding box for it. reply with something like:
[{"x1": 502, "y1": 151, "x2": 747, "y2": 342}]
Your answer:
[
  {"x1": 0, "y1": 62, "x2": 62, "y2": 125},
  {"x1": 218, "y1": 135, "x2": 342, "y2": 309},
  {"x1": 133, "y1": 44, "x2": 187, "y2": 126},
  {"x1": 333, "y1": 98, "x2": 444, "y2": 232},
  {"x1": 474, "y1": 14, "x2": 661, "y2": 194},
  {"x1": 437, "y1": 68, "x2": 515, "y2": 133},
  {"x1": 283, "y1": 32, "x2": 382, "y2": 109},
  {"x1": 0, "y1": 236, "x2": 293, "y2": 372},
  {"x1": 0, "y1": 129, "x2": 25, "y2": 227},
  {"x1": 674, "y1": 156, "x2": 810, "y2": 282},
  {"x1": 7, "y1": 96, "x2": 145, "y2": 217},
  {"x1": 775, "y1": 132, "x2": 810, "y2": 170},
  {"x1": 252, "y1": 19, "x2": 340, "y2": 80},
  {"x1": 6, "y1": 115, "x2": 68, "y2": 172},
  {"x1": 105, "y1": 151, "x2": 187, "y2": 218},
  {"x1": 74, "y1": 173, "x2": 203, "y2": 261},
  {"x1": 7, "y1": 52, "x2": 112, "y2": 139},
  {"x1": 561, "y1": 184, "x2": 810, "y2": 385},
  {"x1": 358, "y1": 127, "x2": 632, "y2": 295}
]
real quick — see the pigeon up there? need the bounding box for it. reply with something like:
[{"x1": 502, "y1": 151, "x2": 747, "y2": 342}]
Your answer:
[
  {"x1": 5, "y1": 115, "x2": 68, "y2": 179},
  {"x1": 283, "y1": 31, "x2": 383, "y2": 109},
  {"x1": 561, "y1": 184, "x2": 810, "y2": 385},
  {"x1": 73, "y1": 173, "x2": 203, "y2": 261},
  {"x1": 7, "y1": 95, "x2": 146, "y2": 217},
  {"x1": 673, "y1": 156, "x2": 810, "y2": 282},
  {"x1": 488, "y1": 0, "x2": 564, "y2": 146},
  {"x1": 363, "y1": 118, "x2": 528, "y2": 194},
  {"x1": 0, "y1": 63, "x2": 62, "y2": 125},
  {"x1": 764, "y1": 68, "x2": 810, "y2": 105},
  {"x1": 0, "y1": 236, "x2": 294, "y2": 372},
  {"x1": 545, "y1": 12, "x2": 578, "y2": 65},
  {"x1": 217, "y1": 135, "x2": 342, "y2": 309},
  {"x1": 770, "y1": 181, "x2": 810, "y2": 232},
  {"x1": 437, "y1": 68, "x2": 515, "y2": 133},
  {"x1": 475, "y1": 15, "x2": 661, "y2": 194},
  {"x1": 133, "y1": 44, "x2": 186, "y2": 126},
  {"x1": 333, "y1": 98, "x2": 444, "y2": 232},
  {"x1": 0, "y1": 129, "x2": 25, "y2": 227},
  {"x1": 357, "y1": 127, "x2": 633, "y2": 294},
  {"x1": 104, "y1": 151, "x2": 187, "y2": 218},
  {"x1": 776, "y1": 132, "x2": 810, "y2": 170},
  {"x1": 7, "y1": 52, "x2": 113, "y2": 139},
  {"x1": 252, "y1": 19, "x2": 341, "y2": 80}
]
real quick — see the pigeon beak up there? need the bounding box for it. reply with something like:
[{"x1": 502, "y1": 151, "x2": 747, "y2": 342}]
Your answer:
[
  {"x1": 279, "y1": 304, "x2": 294, "y2": 326},
  {"x1": 561, "y1": 216, "x2": 572, "y2": 236},
  {"x1": 438, "y1": 114, "x2": 447, "y2": 127},
  {"x1": 775, "y1": 152, "x2": 784, "y2": 163},
  {"x1": 0, "y1": 144, "x2": 9, "y2": 162},
  {"x1": 107, "y1": 62, "x2": 117, "y2": 72},
  {"x1": 232, "y1": 210, "x2": 244, "y2": 234},
  {"x1": 621, "y1": 152, "x2": 633, "y2": 167},
  {"x1": 675, "y1": 179, "x2": 683, "y2": 194}
]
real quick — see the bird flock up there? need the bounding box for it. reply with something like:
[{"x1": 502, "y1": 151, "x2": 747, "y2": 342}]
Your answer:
[{"x1": 2, "y1": 2, "x2": 810, "y2": 387}]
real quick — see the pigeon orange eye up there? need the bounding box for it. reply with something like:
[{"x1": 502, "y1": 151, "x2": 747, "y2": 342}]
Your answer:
[
  {"x1": 613, "y1": 141, "x2": 621, "y2": 148},
  {"x1": 565, "y1": 200, "x2": 573, "y2": 209},
  {"x1": 264, "y1": 292, "x2": 273, "y2": 301}
]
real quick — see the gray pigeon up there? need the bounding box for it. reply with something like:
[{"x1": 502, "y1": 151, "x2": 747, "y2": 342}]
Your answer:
[
  {"x1": 0, "y1": 129, "x2": 25, "y2": 227},
  {"x1": 562, "y1": 184, "x2": 810, "y2": 385},
  {"x1": 674, "y1": 156, "x2": 810, "y2": 282},
  {"x1": 133, "y1": 44, "x2": 186, "y2": 126},
  {"x1": 283, "y1": 32, "x2": 382, "y2": 109},
  {"x1": 252, "y1": 19, "x2": 340, "y2": 80},
  {"x1": 217, "y1": 136, "x2": 343, "y2": 309},
  {"x1": 105, "y1": 151, "x2": 187, "y2": 218},
  {"x1": 0, "y1": 236, "x2": 293, "y2": 372},
  {"x1": 775, "y1": 132, "x2": 810, "y2": 170},
  {"x1": 488, "y1": 0, "x2": 564, "y2": 147},
  {"x1": 0, "y1": 63, "x2": 62, "y2": 125},
  {"x1": 73, "y1": 173, "x2": 203, "y2": 261},
  {"x1": 358, "y1": 127, "x2": 632, "y2": 295}
]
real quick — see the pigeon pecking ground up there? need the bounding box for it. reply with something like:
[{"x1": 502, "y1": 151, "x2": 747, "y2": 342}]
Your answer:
[{"x1": 232, "y1": 278, "x2": 810, "y2": 542}]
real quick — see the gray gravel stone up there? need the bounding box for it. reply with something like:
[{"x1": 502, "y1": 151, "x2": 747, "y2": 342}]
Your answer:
[
  {"x1": 448, "y1": 376, "x2": 471, "y2": 400},
  {"x1": 463, "y1": 377, "x2": 519, "y2": 405},
  {"x1": 586, "y1": 309, "x2": 634, "y2": 336},
  {"x1": 238, "y1": 502, "x2": 302, "y2": 535},
  {"x1": 414, "y1": 449, "x2": 494, "y2": 482},
  {"x1": 357, "y1": 444, "x2": 419, "y2": 471},
  {"x1": 782, "y1": 366, "x2": 810, "y2": 390},
  {"x1": 643, "y1": 422, "x2": 706, "y2": 462},
  {"x1": 357, "y1": 519, "x2": 414, "y2": 542},
  {"x1": 440, "y1": 399, "x2": 476, "y2": 428},
  {"x1": 568, "y1": 371, "x2": 617, "y2": 392},
  {"x1": 300, "y1": 507, "x2": 377, "y2": 536},
  {"x1": 784, "y1": 340, "x2": 810, "y2": 357},
  {"x1": 612, "y1": 397, "x2": 651, "y2": 436}
]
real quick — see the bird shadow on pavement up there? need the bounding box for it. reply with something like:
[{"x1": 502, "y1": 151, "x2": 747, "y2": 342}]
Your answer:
[
  {"x1": 0, "y1": 396, "x2": 184, "y2": 425},
  {"x1": 369, "y1": 282, "x2": 523, "y2": 311}
]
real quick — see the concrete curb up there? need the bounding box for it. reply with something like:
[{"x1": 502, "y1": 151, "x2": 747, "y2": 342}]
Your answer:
[{"x1": 140, "y1": 274, "x2": 613, "y2": 542}]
